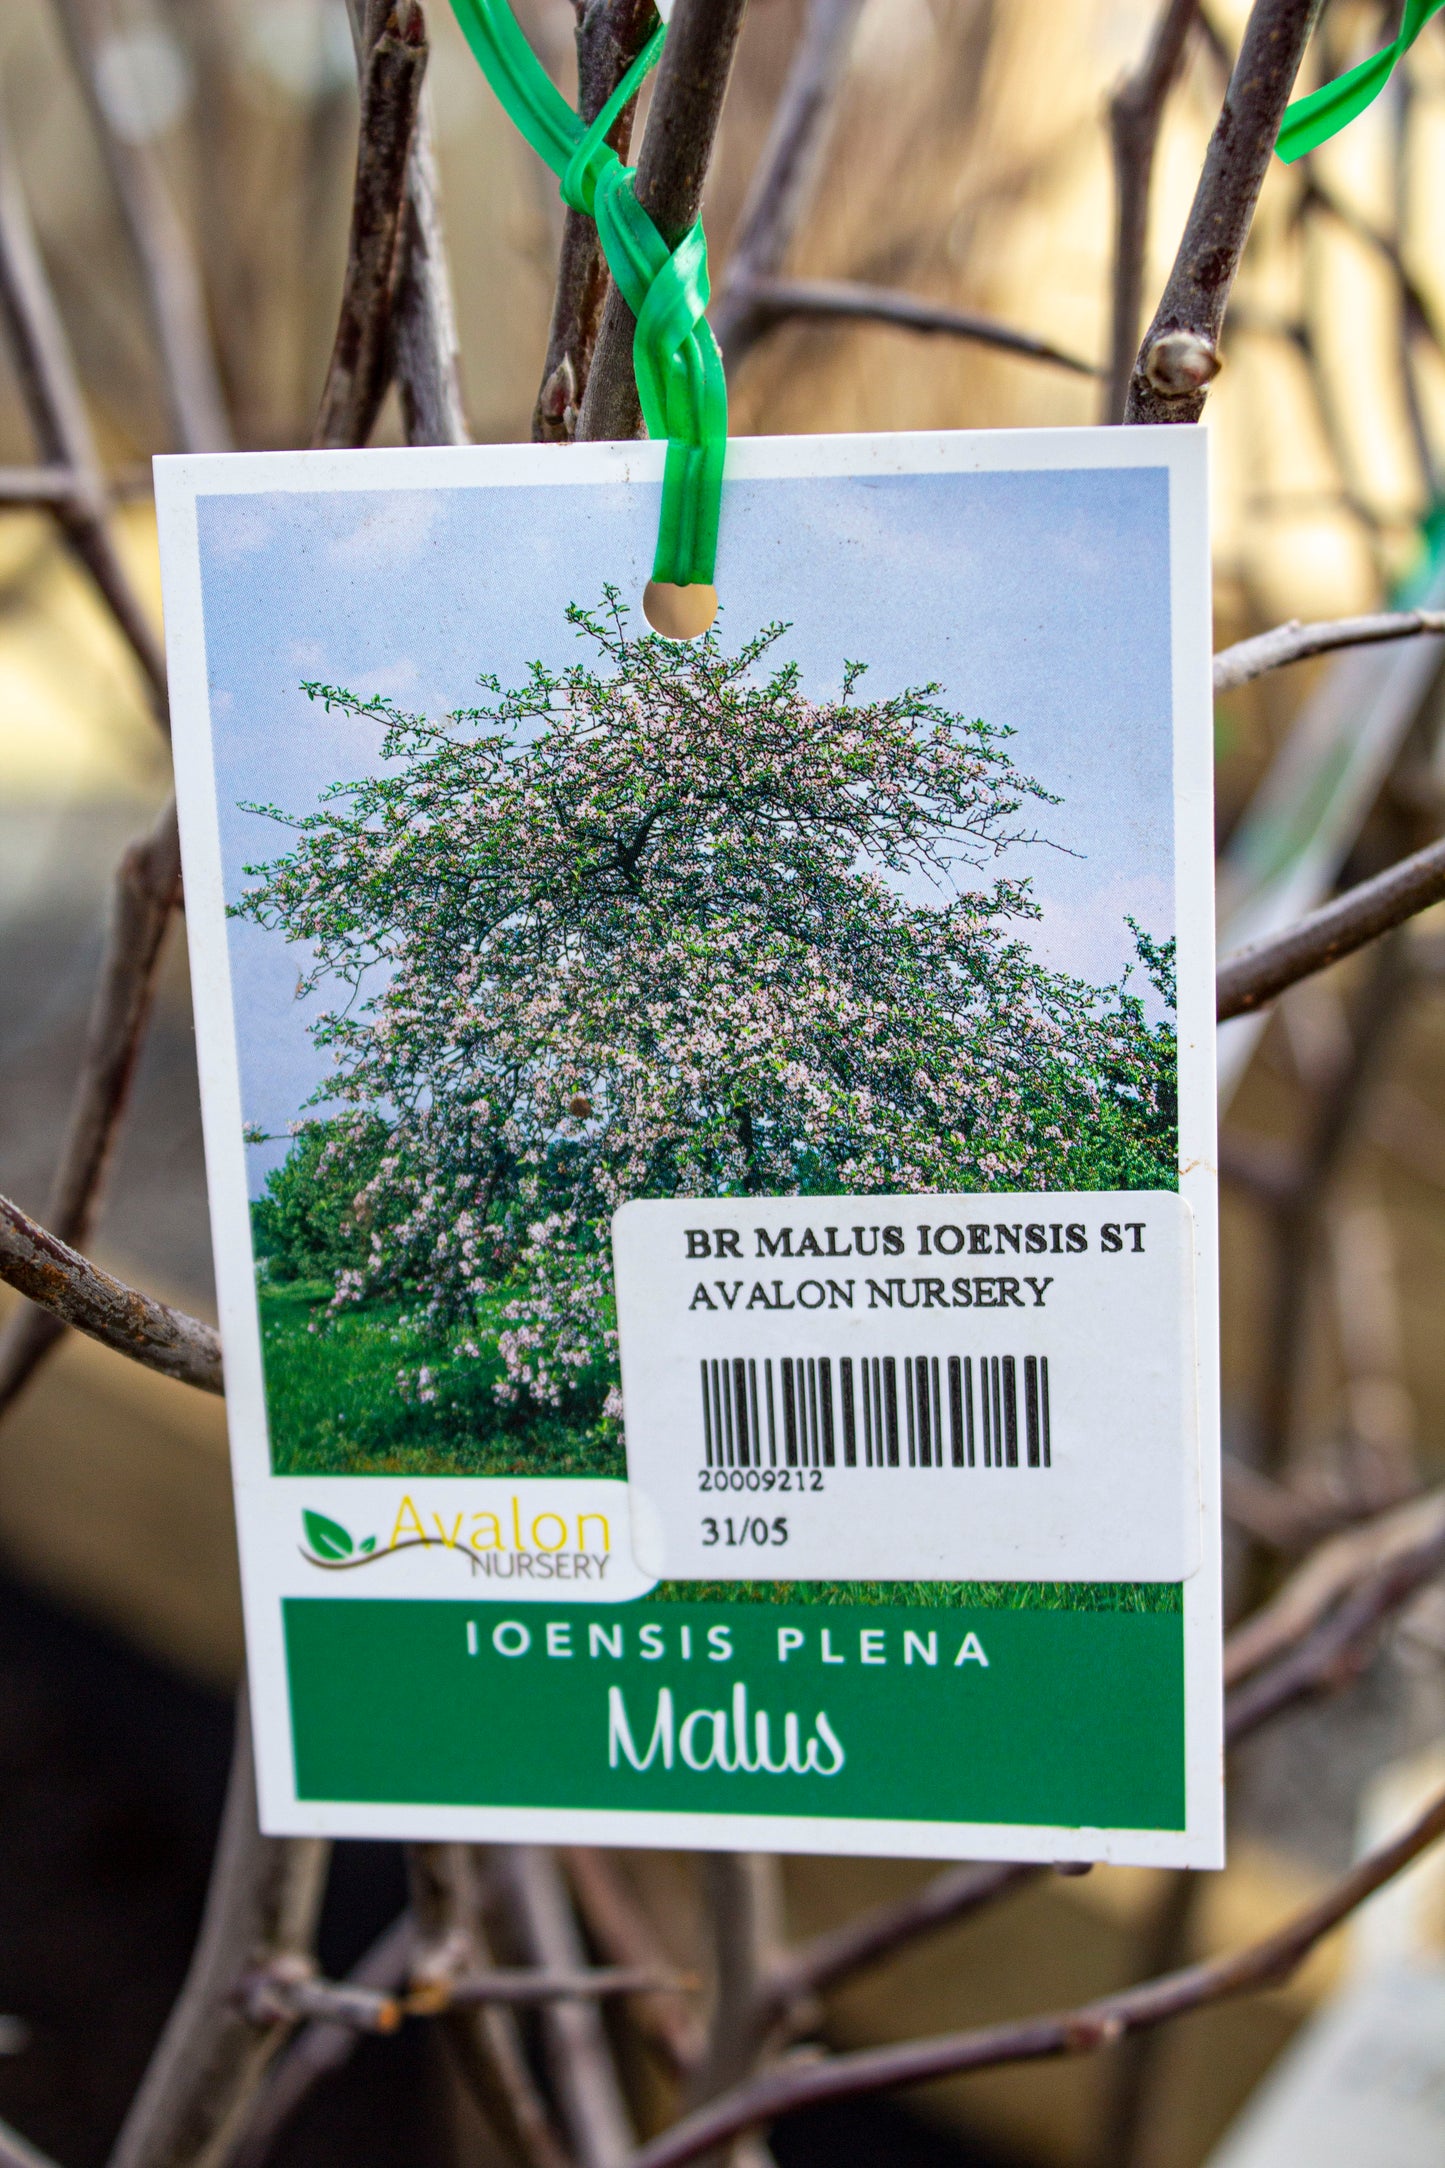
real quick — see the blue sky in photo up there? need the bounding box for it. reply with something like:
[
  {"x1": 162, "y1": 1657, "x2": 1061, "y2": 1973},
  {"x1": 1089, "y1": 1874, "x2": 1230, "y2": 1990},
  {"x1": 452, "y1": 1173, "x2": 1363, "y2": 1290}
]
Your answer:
[{"x1": 194, "y1": 462, "x2": 1175, "y2": 1192}]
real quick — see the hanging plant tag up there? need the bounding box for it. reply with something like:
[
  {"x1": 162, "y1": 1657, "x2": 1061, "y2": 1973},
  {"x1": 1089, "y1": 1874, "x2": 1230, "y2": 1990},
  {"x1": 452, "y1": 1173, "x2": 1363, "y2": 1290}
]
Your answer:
[{"x1": 158, "y1": 426, "x2": 1220, "y2": 1864}]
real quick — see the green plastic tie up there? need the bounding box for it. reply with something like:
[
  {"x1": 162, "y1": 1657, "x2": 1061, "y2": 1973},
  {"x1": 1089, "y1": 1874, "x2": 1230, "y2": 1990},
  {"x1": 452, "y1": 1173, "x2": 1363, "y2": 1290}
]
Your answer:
[
  {"x1": 1276, "y1": 0, "x2": 1445, "y2": 163},
  {"x1": 448, "y1": 0, "x2": 726, "y2": 588}
]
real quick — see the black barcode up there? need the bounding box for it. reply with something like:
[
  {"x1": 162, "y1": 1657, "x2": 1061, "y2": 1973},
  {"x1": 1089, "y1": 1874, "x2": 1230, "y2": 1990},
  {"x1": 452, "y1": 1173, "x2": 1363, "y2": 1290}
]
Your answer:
[{"x1": 698, "y1": 1355, "x2": 1051, "y2": 1471}]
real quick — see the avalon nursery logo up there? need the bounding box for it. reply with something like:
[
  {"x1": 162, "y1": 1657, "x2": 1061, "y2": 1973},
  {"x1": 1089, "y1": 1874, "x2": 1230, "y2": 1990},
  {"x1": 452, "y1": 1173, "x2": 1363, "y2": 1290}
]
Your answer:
[
  {"x1": 300, "y1": 1510, "x2": 378, "y2": 1565},
  {"x1": 297, "y1": 1495, "x2": 619, "y2": 1580}
]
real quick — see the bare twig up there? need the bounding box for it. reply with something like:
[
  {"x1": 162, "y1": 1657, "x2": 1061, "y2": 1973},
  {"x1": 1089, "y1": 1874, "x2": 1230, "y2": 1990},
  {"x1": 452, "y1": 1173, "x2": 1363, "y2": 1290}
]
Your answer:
[
  {"x1": 408, "y1": 1846, "x2": 570, "y2": 2168},
  {"x1": 534, "y1": 0, "x2": 657, "y2": 442},
  {"x1": 722, "y1": 279, "x2": 1098, "y2": 375},
  {"x1": 343, "y1": 0, "x2": 468, "y2": 448},
  {"x1": 391, "y1": 79, "x2": 469, "y2": 448},
  {"x1": 0, "y1": 1191, "x2": 222, "y2": 1395},
  {"x1": 1216, "y1": 838, "x2": 1445, "y2": 1019},
  {"x1": 0, "y1": 2122, "x2": 60, "y2": 2168},
  {"x1": 51, "y1": 0, "x2": 234, "y2": 453},
  {"x1": 1090, "y1": 1870, "x2": 1199, "y2": 2168},
  {"x1": 1223, "y1": 1487, "x2": 1445, "y2": 1691},
  {"x1": 495, "y1": 1848, "x2": 635, "y2": 2168},
  {"x1": 0, "y1": 464, "x2": 82, "y2": 502},
  {"x1": 622, "y1": 1782, "x2": 1445, "y2": 2168},
  {"x1": 1214, "y1": 610, "x2": 1445, "y2": 692},
  {"x1": 0, "y1": 101, "x2": 167, "y2": 708},
  {"x1": 1124, "y1": 0, "x2": 1320, "y2": 424},
  {"x1": 761, "y1": 1863, "x2": 1040, "y2": 2024},
  {"x1": 314, "y1": 0, "x2": 428, "y2": 450},
  {"x1": 578, "y1": 0, "x2": 749, "y2": 443},
  {"x1": 710, "y1": 0, "x2": 867, "y2": 369},
  {"x1": 228, "y1": 1916, "x2": 415, "y2": 2168},
  {"x1": 1104, "y1": 0, "x2": 1199, "y2": 424},
  {"x1": 564, "y1": 1848, "x2": 705, "y2": 2077},
  {"x1": 107, "y1": 1690, "x2": 329, "y2": 2168},
  {"x1": 421, "y1": 1966, "x2": 698, "y2": 2008},
  {"x1": 0, "y1": 795, "x2": 180, "y2": 1415}
]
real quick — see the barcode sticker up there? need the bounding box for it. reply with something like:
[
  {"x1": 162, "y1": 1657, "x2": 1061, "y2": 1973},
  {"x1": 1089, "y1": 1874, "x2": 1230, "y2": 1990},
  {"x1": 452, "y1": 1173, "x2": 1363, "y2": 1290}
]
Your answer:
[{"x1": 613, "y1": 1192, "x2": 1201, "y2": 1583}]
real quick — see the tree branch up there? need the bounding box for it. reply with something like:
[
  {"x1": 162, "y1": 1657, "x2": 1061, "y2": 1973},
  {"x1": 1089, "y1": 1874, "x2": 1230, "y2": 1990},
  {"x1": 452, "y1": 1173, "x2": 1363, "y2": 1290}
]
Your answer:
[
  {"x1": 0, "y1": 101, "x2": 167, "y2": 710},
  {"x1": 1105, "y1": 0, "x2": 1199, "y2": 424},
  {"x1": 722, "y1": 278, "x2": 1098, "y2": 375},
  {"x1": 622, "y1": 1782, "x2": 1445, "y2": 2168},
  {"x1": 0, "y1": 1192, "x2": 222, "y2": 1396},
  {"x1": 0, "y1": 2119, "x2": 62, "y2": 2168},
  {"x1": 1213, "y1": 609, "x2": 1445, "y2": 691},
  {"x1": 577, "y1": 0, "x2": 749, "y2": 443},
  {"x1": 494, "y1": 1848, "x2": 635, "y2": 2168},
  {"x1": 1223, "y1": 1487, "x2": 1445, "y2": 1691},
  {"x1": 534, "y1": 0, "x2": 657, "y2": 442},
  {"x1": 228, "y1": 1916, "x2": 415, "y2": 2168},
  {"x1": 1216, "y1": 836, "x2": 1445, "y2": 1019},
  {"x1": 51, "y1": 0, "x2": 234, "y2": 453},
  {"x1": 314, "y1": 0, "x2": 428, "y2": 450},
  {"x1": 760, "y1": 1863, "x2": 1040, "y2": 2024},
  {"x1": 564, "y1": 1848, "x2": 704, "y2": 2077},
  {"x1": 710, "y1": 0, "x2": 867, "y2": 369},
  {"x1": 1124, "y1": 0, "x2": 1320, "y2": 424},
  {"x1": 390, "y1": 74, "x2": 469, "y2": 448},
  {"x1": 106, "y1": 1691, "x2": 329, "y2": 2168},
  {"x1": 0, "y1": 795, "x2": 181, "y2": 1416}
]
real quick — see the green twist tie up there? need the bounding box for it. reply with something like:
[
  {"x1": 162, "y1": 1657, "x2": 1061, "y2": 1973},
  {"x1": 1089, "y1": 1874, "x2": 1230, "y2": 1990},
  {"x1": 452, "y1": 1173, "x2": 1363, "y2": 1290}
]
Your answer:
[
  {"x1": 448, "y1": 0, "x2": 726, "y2": 588},
  {"x1": 1277, "y1": 0, "x2": 1445, "y2": 163}
]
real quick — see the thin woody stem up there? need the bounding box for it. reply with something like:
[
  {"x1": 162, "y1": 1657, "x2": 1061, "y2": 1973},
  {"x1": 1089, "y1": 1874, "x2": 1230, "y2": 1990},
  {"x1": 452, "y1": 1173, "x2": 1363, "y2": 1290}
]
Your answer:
[
  {"x1": 0, "y1": 102, "x2": 167, "y2": 711},
  {"x1": 726, "y1": 279, "x2": 1097, "y2": 375},
  {"x1": 577, "y1": 0, "x2": 749, "y2": 443},
  {"x1": 622, "y1": 1783, "x2": 1445, "y2": 2168},
  {"x1": 51, "y1": 0, "x2": 234, "y2": 453},
  {"x1": 1104, "y1": 0, "x2": 1199, "y2": 424},
  {"x1": 106, "y1": 1691, "x2": 329, "y2": 2168},
  {"x1": 0, "y1": 796, "x2": 181, "y2": 1415},
  {"x1": 0, "y1": 1193, "x2": 222, "y2": 1396},
  {"x1": 710, "y1": 0, "x2": 867, "y2": 369},
  {"x1": 1213, "y1": 609, "x2": 1445, "y2": 690},
  {"x1": 314, "y1": 0, "x2": 429, "y2": 449},
  {"x1": 1217, "y1": 837, "x2": 1445, "y2": 1019},
  {"x1": 534, "y1": 0, "x2": 657, "y2": 442},
  {"x1": 1125, "y1": 0, "x2": 1321, "y2": 423}
]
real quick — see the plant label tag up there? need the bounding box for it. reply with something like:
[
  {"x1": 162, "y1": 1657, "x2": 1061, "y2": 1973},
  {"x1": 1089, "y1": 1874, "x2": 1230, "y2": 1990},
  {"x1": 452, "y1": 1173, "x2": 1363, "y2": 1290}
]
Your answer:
[
  {"x1": 158, "y1": 424, "x2": 1221, "y2": 1865},
  {"x1": 615, "y1": 1191, "x2": 1201, "y2": 1583}
]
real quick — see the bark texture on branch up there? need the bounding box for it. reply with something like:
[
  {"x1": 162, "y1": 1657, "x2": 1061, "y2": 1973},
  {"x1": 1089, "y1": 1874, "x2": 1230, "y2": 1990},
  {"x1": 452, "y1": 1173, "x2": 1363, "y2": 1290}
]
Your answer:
[
  {"x1": 106, "y1": 1695, "x2": 328, "y2": 2168},
  {"x1": 1217, "y1": 835, "x2": 1445, "y2": 1018},
  {"x1": 534, "y1": 0, "x2": 658, "y2": 441},
  {"x1": 315, "y1": 0, "x2": 429, "y2": 449},
  {"x1": 624, "y1": 1782, "x2": 1445, "y2": 2168},
  {"x1": 0, "y1": 1193, "x2": 222, "y2": 1395},
  {"x1": 577, "y1": 0, "x2": 750, "y2": 443},
  {"x1": 52, "y1": 0, "x2": 234, "y2": 453},
  {"x1": 1124, "y1": 0, "x2": 1319, "y2": 424},
  {"x1": 0, "y1": 796, "x2": 181, "y2": 1414},
  {"x1": 1213, "y1": 608, "x2": 1445, "y2": 691}
]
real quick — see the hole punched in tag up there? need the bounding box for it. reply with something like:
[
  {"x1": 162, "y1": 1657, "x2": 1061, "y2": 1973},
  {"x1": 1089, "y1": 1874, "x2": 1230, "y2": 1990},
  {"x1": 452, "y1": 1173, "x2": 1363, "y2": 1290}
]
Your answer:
[{"x1": 643, "y1": 580, "x2": 718, "y2": 639}]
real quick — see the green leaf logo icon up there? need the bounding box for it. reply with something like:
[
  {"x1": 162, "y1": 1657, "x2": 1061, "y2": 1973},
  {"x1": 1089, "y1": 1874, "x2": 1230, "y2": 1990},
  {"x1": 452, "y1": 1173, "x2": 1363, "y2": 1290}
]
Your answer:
[
  {"x1": 303, "y1": 1510, "x2": 354, "y2": 1561},
  {"x1": 359, "y1": 1535, "x2": 376, "y2": 1554}
]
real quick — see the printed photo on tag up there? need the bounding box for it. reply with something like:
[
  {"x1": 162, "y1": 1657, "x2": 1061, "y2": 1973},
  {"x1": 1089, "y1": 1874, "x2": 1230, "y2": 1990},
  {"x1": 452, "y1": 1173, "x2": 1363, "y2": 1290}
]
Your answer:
[{"x1": 158, "y1": 426, "x2": 1221, "y2": 1864}]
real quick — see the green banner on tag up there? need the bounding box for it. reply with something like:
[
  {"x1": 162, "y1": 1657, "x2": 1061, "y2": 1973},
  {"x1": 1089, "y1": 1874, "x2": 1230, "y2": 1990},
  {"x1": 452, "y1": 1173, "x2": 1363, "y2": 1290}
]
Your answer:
[{"x1": 285, "y1": 1594, "x2": 1186, "y2": 1831}]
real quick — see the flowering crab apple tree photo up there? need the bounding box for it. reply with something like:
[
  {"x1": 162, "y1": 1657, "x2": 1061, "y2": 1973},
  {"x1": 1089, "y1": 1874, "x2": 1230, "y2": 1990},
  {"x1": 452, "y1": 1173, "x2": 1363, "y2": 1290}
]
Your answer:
[{"x1": 236, "y1": 592, "x2": 1177, "y2": 1450}]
